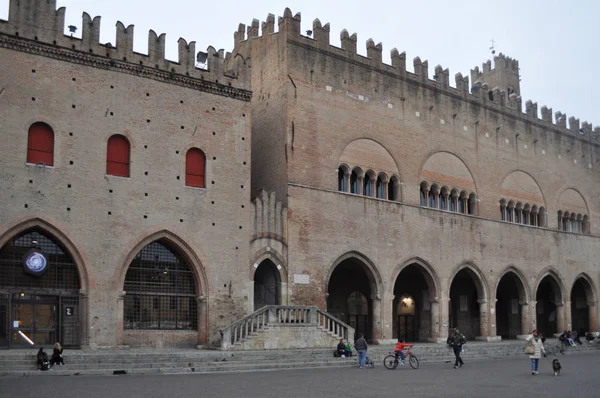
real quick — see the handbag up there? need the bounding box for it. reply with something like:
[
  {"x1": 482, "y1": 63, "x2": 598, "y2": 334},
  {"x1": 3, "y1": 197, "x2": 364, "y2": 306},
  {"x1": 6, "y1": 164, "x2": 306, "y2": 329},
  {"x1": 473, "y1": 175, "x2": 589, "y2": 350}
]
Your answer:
[{"x1": 524, "y1": 340, "x2": 535, "y2": 355}]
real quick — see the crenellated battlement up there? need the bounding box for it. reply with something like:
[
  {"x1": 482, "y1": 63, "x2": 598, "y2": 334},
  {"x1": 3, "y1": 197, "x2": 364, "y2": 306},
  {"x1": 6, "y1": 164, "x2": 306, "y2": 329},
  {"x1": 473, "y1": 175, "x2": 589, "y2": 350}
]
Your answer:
[
  {"x1": 0, "y1": 0, "x2": 251, "y2": 98},
  {"x1": 231, "y1": 7, "x2": 599, "y2": 145}
]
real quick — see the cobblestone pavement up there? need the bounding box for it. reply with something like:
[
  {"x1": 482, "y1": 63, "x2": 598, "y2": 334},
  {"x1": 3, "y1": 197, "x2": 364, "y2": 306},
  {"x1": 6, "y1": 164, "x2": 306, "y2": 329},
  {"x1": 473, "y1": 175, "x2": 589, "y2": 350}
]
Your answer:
[{"x1": 1, "y1": 351, "x2": 598, "y2": 398}]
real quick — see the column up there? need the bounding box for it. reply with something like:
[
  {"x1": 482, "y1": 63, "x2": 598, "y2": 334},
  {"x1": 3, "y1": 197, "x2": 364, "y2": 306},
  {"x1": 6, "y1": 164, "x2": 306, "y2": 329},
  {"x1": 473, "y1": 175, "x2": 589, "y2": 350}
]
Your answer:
[
  {"x1": 518, "y1": 301, "x2": 530, "y2": 337},
  {"x1": 588, "y1": 302, "x2": 598, "y2": 332},
  {"x1": 370, "y1": 294, "x2": 382, "y2": 342},
  {"x1": 344, "y1": 171, "x2": 351, "y2": 193},
  {"x1": 78, "y1": 289, "x2": 89, "y2": 347},
  {"x1": 116, "y1": 291, "x2": 126, "y2": 346},
  {"x1": 197, "y1": 295, "x2": 208, "y2": 346},
  {"x1": 476, "y1": 299, "x2": 493, "y2": 340},
  {"x1": 488, "y1": 298, "x2": 498, "y2": 339},
  {"x1": 383, "y1": 180, "x2": 389, "y2": 200},
  {"x1": 556, "y1": 301, "x2": 566, "y2": 336},
  {"x1": 439, "y1": 295, "x2": 451, "y2": 343},
  {"x1": 358, "y1": 176, "x2": 364, "y2": 195},
  {"x1": 430, "y1": 297, "x2": 441, "y2": 342},
  {"x1": 381, "y1": 293, "x2": 394, "y2": 343}
]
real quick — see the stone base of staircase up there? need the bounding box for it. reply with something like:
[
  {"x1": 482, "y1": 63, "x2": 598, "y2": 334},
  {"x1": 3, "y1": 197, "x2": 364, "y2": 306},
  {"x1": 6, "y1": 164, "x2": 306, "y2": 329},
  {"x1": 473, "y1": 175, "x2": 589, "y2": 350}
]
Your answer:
[{"x1": 1, "y1": 339, "x2": 598, "y2": 377}]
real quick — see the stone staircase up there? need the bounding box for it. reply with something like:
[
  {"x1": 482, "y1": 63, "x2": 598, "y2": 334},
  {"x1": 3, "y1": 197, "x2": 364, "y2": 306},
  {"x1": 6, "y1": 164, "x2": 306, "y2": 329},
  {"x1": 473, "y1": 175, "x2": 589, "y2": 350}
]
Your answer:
[
  {"x1": 219, "y1": 305, "x2": 354, "y2": 350},
  {"x1": 1, "y1": 339, "x2": 598, "y2": 377}
]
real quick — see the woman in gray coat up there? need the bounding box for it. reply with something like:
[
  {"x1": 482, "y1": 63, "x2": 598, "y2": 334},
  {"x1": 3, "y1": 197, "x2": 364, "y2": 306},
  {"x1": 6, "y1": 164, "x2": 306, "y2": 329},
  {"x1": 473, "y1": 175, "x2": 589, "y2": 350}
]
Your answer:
[{"x1": 526, "y1": 330, "x2": 546, "y2": 375}]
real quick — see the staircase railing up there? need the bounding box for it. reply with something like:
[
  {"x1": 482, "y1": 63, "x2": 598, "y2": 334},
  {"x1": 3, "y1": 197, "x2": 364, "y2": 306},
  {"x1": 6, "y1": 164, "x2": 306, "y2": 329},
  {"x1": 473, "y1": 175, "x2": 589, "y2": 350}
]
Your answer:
[{"x1": 219, "y1": 305, "x2": 354, "y2": 349}]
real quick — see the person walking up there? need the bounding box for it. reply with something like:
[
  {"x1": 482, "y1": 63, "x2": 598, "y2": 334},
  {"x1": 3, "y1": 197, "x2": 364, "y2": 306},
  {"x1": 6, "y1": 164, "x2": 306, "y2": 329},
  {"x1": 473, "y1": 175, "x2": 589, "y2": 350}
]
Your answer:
[
  {"x1": 354, "y1": 334, "x2": 368, "y2": 369},
  {"x1": 448, "y1": 328, "x2": 466, "y2": 369},
  {"x1": 525, "y1": 329, "x2": 546, "y2": 375}
]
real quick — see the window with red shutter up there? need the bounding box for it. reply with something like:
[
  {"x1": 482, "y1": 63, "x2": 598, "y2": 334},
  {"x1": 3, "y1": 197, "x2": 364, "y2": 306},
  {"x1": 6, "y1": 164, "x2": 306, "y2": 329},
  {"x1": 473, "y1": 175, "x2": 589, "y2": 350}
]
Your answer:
[
  {"x1": 106, "y1": 135, "x2": 130, "y2": 177},
  {"x1": 27, "y1": 123, "x2": 54, "y2": 166},
  {"x1": 185, "y1": 148, "x2": 205, "y2": 188}
]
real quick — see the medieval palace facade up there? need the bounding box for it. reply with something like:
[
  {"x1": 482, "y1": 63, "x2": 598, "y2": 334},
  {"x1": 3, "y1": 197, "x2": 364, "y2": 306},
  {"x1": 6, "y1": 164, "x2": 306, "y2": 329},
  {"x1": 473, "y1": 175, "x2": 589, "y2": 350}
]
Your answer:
[{"x1": 0, "y1": 1, "x2": 598, "y2": 348}]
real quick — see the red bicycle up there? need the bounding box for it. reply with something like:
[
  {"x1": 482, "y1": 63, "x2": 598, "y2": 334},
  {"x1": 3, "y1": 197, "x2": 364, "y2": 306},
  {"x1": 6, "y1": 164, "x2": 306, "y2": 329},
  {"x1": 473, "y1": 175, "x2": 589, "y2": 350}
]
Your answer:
[{"x1": 383, "y1": 347, "x2": 419, "y2": 369}]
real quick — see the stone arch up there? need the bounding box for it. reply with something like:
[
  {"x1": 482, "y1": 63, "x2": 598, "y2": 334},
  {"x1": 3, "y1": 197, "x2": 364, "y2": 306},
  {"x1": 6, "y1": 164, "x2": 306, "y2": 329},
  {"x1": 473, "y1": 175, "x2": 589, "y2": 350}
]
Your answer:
[
  {"x1": 557, "y1": 187, "x2": 589, "y2": 216},
  {"x1": 570, "y1": 273, "x2": 598, "y2": 335},
  {"x1": 391, "y1": 257, "x2": 441, "y2": 341},
  {"x1": 495, "y1": 266, "x2": 530, "y2": 338},
  {"x1": 495, "y1": 266, "x2": 530, "y2": 303},
  {"x1": 534, "y1": 267, "x2": 567, "y2": 336},
  {"x1": 448, "y1": 262, "x2": 489, "y2": 339},
  {"x1": 249, "y1": 249, "x2": 288, "y2": 283},
  {"x1": 533, "y1": 267, "x2": 566, "y2": 303},
  {"x1": 339, "y1": 138, "x2": 401, "y2": 182},
  {"x1": 449, "y1": 262, "x2": 489, "y2": 301},
  {"x1": 326, "y1": 251, "x2": 383, "y2": 297},
  {"x1": 0, "y1": 217, "x2": 90, "y2": 347},
  {"x1": 391, "y1": 257, "x2": 440, "y2": 299},
  {"x1": 326, "y1": 251, "x2": 383, "y2": 340},
  {"x1": 500, "y1": 170, "x2": 546, "y2": 208},
  {"x1": 420, "y1": 151, "x2": 477, "y2": 194},
  {"x1": 116, "y1": 230, "x2": 208, "y2": 297},
  {"x1": 0, "y1": 217, "x2": 89, "y2": 291}
]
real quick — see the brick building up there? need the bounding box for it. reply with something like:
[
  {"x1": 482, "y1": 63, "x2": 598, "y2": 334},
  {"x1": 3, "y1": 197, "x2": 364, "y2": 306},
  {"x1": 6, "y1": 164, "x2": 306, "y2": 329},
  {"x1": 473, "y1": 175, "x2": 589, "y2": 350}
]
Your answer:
[{"x1": 0, "y1": 1, "x2": 598, "y2": 349}]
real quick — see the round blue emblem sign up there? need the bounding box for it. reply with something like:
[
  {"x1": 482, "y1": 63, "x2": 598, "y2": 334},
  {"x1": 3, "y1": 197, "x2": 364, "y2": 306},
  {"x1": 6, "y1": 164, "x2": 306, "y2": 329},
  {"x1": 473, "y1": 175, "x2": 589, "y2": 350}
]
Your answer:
[{"x1": 23, "y1": 250, "x2": 48, "y2": 276}]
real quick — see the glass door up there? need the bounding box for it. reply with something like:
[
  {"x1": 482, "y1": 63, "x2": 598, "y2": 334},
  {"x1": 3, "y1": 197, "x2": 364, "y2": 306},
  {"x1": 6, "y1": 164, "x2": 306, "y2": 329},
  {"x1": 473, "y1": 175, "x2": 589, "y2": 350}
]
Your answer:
[{"x1": 11, "y1": 301, "x2": 56, "y2": 347}]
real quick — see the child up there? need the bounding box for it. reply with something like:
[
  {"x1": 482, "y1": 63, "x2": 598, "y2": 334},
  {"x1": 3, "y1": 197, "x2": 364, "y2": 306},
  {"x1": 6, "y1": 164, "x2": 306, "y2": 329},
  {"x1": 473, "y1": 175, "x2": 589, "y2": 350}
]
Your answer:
[{"x1": 394, "y1": 337, "x2": 413, "y2": 365}]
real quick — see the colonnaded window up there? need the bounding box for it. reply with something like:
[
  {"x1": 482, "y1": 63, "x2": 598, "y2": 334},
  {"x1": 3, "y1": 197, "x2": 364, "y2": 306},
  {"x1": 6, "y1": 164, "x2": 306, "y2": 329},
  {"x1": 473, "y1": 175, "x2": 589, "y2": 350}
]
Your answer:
[
  {"x1": 419, "y1": 182, "x2": 476, "y2": 215},
  {"x1": 338, "y1": 165, "x2": 400, "y2": 201},
  {"x1": 558, "y1": 211, "x2": 590, "y2": 234},
  {"x1": 500, "y1": 199, "x2": 545, "y2": 227},
  {"x1": 123, "y1": 241, "x2": 197, "y2": 330},
  {"x1": 106, "y1": 135, "x2": 130, "y2": 177},
  {"x1": 27, "y1": 122, "x2": 54, "y2": 166}
]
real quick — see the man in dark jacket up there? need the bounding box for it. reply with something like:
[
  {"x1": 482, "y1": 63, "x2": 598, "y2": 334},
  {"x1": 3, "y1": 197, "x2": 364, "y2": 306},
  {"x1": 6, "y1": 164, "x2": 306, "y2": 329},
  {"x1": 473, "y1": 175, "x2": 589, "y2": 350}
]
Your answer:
[
  {"x1": 448, "y1": 328, "x2": 466, "y2": 369},
  {"x1": 354, "y1": 334, "x2": 368, "y2": 368}
]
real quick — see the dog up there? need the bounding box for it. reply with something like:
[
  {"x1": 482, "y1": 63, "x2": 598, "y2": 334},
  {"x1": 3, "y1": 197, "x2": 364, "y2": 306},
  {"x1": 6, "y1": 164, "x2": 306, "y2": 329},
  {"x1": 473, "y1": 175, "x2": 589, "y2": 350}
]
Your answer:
[{"x1": 552, "y1": 358, "x2": 562, "y2": 376}]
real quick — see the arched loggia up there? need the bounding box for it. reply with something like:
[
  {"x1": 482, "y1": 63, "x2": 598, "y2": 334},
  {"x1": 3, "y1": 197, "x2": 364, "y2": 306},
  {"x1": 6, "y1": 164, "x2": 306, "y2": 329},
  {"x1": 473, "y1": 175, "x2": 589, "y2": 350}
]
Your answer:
[
  {"x1": 571, "y1": 274, "x2": 597, "y2": 337},
  {"x1": 535, "y1": 272, "x2": 564, "y2": 337},
  {"x1": 392, "y1": 260, "x2": 440, "y2": 342},
  {"x1": 495, "y1": 269, "x2": 529, "y2": 339},
  {"x1": 449, "y1": 264, "x2": 488, "y2": 340},
  {"x1": 326, "y1": 252, "x2": 382, "y2": 341}
]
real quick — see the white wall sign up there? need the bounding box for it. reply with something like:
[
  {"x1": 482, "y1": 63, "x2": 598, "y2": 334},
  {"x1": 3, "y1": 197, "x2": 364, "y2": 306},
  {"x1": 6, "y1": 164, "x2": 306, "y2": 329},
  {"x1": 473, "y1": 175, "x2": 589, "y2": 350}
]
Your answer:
[{"x1": 293, "y1": 274, "x2": 310, "y2": 284}]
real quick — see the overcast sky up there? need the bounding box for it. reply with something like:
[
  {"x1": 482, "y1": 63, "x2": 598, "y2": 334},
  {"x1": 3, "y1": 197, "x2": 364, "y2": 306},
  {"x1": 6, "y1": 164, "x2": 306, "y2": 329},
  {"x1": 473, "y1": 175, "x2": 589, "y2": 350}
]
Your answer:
[{"x1": 1, "y1": 0, "x2": 598, "y2": 127}]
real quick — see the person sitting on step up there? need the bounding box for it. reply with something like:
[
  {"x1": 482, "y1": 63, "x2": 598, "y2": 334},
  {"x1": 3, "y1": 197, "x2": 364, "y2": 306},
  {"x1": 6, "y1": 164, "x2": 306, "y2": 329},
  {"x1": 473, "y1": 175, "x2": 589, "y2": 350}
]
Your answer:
[
  {"x1": 37, "y1": 347, "x2": 49, "y2": 371},
  {"x1": 394, "y1": 336, "x2": 413, "y2": 365},
  {"x1": 50, "y1": 342, "x2": 64, "y2": 367},
  {"x1": 336, "y1": 339, "x2": 352, "y2": 357}
]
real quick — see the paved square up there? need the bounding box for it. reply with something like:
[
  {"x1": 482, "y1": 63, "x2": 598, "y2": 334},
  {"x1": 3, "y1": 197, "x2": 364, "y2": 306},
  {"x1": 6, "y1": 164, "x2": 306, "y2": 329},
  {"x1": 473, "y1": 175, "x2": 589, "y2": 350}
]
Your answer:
[{"x1": 1, "y1": 352, "x2": 598, "y2": 398}]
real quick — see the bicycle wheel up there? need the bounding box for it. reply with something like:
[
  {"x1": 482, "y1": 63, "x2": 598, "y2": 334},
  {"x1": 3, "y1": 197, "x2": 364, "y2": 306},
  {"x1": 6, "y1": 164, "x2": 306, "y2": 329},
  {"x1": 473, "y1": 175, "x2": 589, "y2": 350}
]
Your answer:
[
  {"x1": 383, "y1": 355, "x2": 399, "y2": 370},
  {"x1": 409, "y1": 354, "x2": 419, "y2": 369}
]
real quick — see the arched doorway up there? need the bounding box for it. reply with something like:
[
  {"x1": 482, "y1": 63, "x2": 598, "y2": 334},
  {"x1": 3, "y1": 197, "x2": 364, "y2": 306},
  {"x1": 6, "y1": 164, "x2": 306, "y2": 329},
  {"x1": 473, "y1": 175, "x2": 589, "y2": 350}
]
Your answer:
[
  {"x1": 254, "y1": 260, "x2": 280, "y2": 310},
  {"x1": 123, "y1": 240, "x2": 198, "y2": 337},
  {"x1": 571, "y1": 276, "x2": 595, "y2": 337},
  {"x1": 0, "y1": 229, "x2": 82, "y2": 348},
  {"x1": 496, "y1": 271, "x2": 528, "y2": 339},
  {"x1": 392, "y1": 263, "x2": 438, "y2": 342},
  {"x1": 449, "y1": 267, "x2": 486, "y2": 340},
  {"x1": 535, "y1": 275, "x2": 562, "y2": 337},
  {"x1": 327, "y1": 255, "x2": 379, "y2": 341}
]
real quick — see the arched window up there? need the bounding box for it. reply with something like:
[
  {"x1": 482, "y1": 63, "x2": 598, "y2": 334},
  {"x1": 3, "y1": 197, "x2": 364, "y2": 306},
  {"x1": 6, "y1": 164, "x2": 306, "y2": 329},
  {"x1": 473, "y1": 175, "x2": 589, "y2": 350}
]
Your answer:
[
  {"x1": 450, "y1": 189, "x2": 458, "y2": 212},
  {"x1": 124, "y1": 240, "x2": 197, "y2": 330},
  {"x1": 376, "y1": 176, "x2": 384, "y2": 199},
  {"x1": 27, "y1": 122, "x2": 54, "y2": 166},
  {"x1": 531, "y1": 206, "x2": 539, "y2": 227},
  {"x1": 388, "y1": 176, "x2": 398, "y2": 201},
  {"x1": 458, "y1": 191, "x2": 467, "y2": 214},
  {"x1": 419, "y1": 182, "x2": 428, "y2": 206},
  {"x1": 506, "y1": 201, "x2": 514, "y2": 222},
  {"x1": 439, "y1": 187, "x2": 448, "y2": 210},
  {"x1": 338, "y1": 167, "x2": 347, "y2": 192},
  {"x1": 185, "y1": 148, "x2": 206, "y2": 188},
  {"x1": 515, "y1": 203, "x2": 522, "y2": 224},
  {"x1": 468, "y1": 193, "x2": 477, "y2": 215},
  {"x1": 429, "y1": 185, "x2": 438, "y2": 208},
  {"x1": 106, "y1": 135, "x2": 130, "y2": 177},
  {"x1": 363, "y1": 171, "x2": 374, "y2": 197},
  {"x1": 500, "y1": 199, "x2": 507, "y2": 221},
  {"x1": 350, "y1": 169, "x2": 360, "y2": 194}
]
